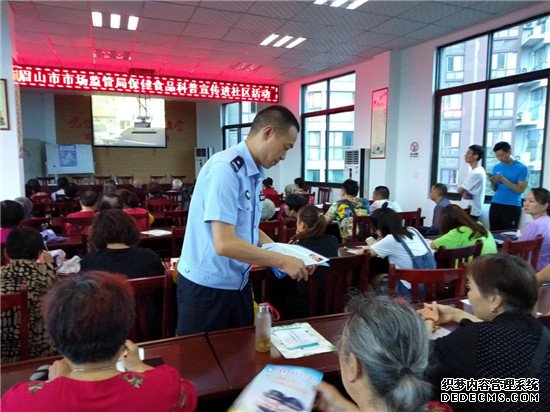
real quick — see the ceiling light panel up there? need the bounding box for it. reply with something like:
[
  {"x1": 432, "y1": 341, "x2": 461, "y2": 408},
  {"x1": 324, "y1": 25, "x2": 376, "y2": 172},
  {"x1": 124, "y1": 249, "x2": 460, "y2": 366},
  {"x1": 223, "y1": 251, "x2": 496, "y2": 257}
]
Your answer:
[
  {"x1": 91, "y1": 11, "x2": 102, "y2": 27},
  {"x1": 110, "y1": 14, "x2": 121, "y2": 29},
  {"x1": 260, "y1": 34, "x2": 280, "y2": 46},
  {"x1": 127, "y1": 16, "x2": 139, "y2": 31},
  {"x1": 273, "y1": 35, "x2": 293, "y2": 47},
  {"x1": 285, "y1": 37, "x2": 306, "y2": 49}
]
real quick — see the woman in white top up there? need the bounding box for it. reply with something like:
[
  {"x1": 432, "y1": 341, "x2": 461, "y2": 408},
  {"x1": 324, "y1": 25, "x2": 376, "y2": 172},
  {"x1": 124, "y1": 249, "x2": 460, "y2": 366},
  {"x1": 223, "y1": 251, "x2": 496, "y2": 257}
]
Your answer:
[{"x1": 362, "y1": 204, "x2": 435, "y2": 292}]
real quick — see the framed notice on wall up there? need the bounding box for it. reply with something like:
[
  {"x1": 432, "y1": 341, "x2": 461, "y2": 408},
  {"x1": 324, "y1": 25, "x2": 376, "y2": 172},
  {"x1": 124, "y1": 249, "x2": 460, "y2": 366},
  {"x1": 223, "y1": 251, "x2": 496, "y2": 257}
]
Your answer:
[
  {"x1": 370, "y1": 87, "x2": 388, "y2": 159},
  {"x1": 0, "y1": 79, "x2": 9, "y2": 130}
]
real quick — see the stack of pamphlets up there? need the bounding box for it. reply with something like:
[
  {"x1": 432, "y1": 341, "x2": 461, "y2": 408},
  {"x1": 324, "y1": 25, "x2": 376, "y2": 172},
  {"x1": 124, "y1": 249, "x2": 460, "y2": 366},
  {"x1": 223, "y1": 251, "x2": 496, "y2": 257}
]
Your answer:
[
  {"x1": 230, "y1": 364, "x2": 323, "y2": 412},
  {"x1": 271, "y1": 322, "x2": 336, "y2": 359},
  {"x1": 261, "y1": 243, "x2": 329, "y2": 278}
]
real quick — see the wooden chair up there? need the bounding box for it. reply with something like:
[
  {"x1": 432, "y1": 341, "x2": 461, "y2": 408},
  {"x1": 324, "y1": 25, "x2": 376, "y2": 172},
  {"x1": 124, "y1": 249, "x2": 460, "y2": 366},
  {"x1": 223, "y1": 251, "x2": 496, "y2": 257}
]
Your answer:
[
  {"x1": 436, "y1": 240, "x2": 483, "y2": 269},
  {"x1": 51, "y1": 200, "x2": 81, "y2": 217},
  {"x1": 19, "y1": 217, "x2": 49, "y2": 230},
  {"x1": 145, "y1": 198, "x2": 175, "y2": 213},
  {"x1": 94, "y1": 175, "x2": 112, "y2": 185},
  {"x1": 398, "y1": 208, "x2": 423, "y2": 228},
  {"x1": 501, "y1": 235, "x2": 543, "y2": 270},
  {"x1": 165, "y1": 190, "x2": 180, "y2": 204},
  {"x1": 117, "y1": 175, "x2": 134, "y2": 185},
  {"x1": 318, "y1": 187, "x2": 332, "y2": 204},
  {"x1": 322, "y1": 202, "x2": 332, "y2": 213},
  {"x1": 36, "y1": 176, "x2": 55, "y2": 186},
  {"x1": 259, "y1": 220, "x2": 284, "y2": 242},
  {"x1": 164, "y1": 210, "x2": 188, "y2": 227},
  {"x1": 63, "y1": 216, "x2": 96, "y2": 235},
  {"x1": 388, "y1": 264, "x2": 466, "y2": 304},
  {"x1": 71, "y1": 175, "x2": 90, "y2": 185},
  {"x1": 128, "y1": 271, "x2": 175, "y2": 342},
  {"x1": 300, "y1": 193, "x2": 315, "y2": 205},
  {"x1": 31, "y1": 194, "x2": 51, "y2": 216},
  {"x1": 171, "y1": 226, "x2": 186, "y2": 257},
  {"x1": 280, "y1": 225, "x2": 296, "y2": 243},
  {"x1": 351, "y1": 215, "x2": 375, "y2": 243},
  {"x1": 171, "y1": 174, "x2": 186, "y2": 181},
  {"x1": 309, "y1": 254, "x2": 370, "y2": 316},
  {"x1": 150, "y1": 175, "x2": 166, "y2": 183},
  {"x1": 1, "y1": 286, "x2": 30, "y2": 361}
]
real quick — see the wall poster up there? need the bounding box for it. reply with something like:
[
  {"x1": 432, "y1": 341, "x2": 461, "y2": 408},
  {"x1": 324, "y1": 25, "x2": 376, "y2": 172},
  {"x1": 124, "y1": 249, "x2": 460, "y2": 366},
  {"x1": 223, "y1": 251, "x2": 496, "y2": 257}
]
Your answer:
[
  {"x1": 370, "y1": 87, "x2": 388, "y2": 159},
  {"x1": 0, "y1": 79, "x2": 9, "y2": 130}
]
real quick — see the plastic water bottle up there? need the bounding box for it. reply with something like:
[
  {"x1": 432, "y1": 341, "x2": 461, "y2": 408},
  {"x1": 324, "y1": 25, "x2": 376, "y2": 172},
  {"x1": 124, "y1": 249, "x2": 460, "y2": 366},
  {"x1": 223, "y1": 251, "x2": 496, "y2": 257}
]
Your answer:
[{"x1": 255, "y1": 303, "x2": 272, "y2": 353}]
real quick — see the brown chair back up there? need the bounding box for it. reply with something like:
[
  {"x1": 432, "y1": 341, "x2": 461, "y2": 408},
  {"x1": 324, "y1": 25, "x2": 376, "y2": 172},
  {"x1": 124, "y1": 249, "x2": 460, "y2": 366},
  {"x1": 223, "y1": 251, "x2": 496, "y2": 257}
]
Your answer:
[
  {"x1": 300, "y1": 193, "x2": 315, "y2": 205},
  {"x1": 436, "y1": 240, "x2": 483, "y2": 269},
  {"x1": 164, "y1": 210, "x2": 188, "y2": 227},
  {"x1": 117, "y1": 175, "x2": 133, "y2": 185},
  {"x1": 280, "y1": 225, "x2": 297, "y2": 243},
  {"x1": 501, "y1": 235, "x2": 543, "y2": 270},
  {"x1": 94, "y1": 175, "x2": 112, "y2": 185},
  {"x1": 164, "y1": 190, "x2": 180, "y2": 204},
  {"x1": 171, "y1": 226, "x2": 186, "y2": 257},
  {"x1": 388, "y1": 264, "x2": 466, "y2": 303},
  {"x1": 128, "y1": 271, "x2": 175, "y2": 342},
  {"x1": 150, "y1": 175, "x2": 166, "y2": 183},
  {"x1": 36, "y1": 176, "x2": 55, "y2": 186},
  {"x1": 51, "y1": 200, "x2": 81, "y2": 217},
  {"x1": 171, "y1": 174, "x2": 186, "y2": 181},
  {"x1": 19, "y1": 217, "x2": 50, "y2": 230},
  {"x1": 351, "y1": 215, "x2": 375, "y2": 243},
  {"x1": 398, "y1": 208, "x2": 423, "y2": 228},
  {"x1": 309, "y1": 254, "x2": 370, "y2": 316},
  {"x1": 146, "y1": 198, "x2": 175, "y2": 213},
  {"x1": 322, "y1": 202, "x2": 331, "y2": 213},
  {"x1": 1, "y1": 286, "x2": 30, "y2": 360},
  {"x1": 317, "y1": 187, "x2": 332, "y2": 204},
  {"x1": 259, "y1": 220, "x2": 284, "y2": 242}
]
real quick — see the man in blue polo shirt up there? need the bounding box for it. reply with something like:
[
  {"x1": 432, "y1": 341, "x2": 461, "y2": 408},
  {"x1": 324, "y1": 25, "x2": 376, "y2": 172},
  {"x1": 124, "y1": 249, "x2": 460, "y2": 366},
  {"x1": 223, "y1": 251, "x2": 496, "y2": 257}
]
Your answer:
[
  {"x1": 489, "y1": 141, "x2": 528, "y2": 230},
  {"x1": 177, "y1": 105, "x2": 313, "y2": 335}
]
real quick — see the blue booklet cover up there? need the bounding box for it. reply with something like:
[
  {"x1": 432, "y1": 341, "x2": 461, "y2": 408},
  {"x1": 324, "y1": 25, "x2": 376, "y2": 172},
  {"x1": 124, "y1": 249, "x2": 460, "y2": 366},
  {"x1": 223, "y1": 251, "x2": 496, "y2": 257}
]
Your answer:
[{"x1": 230, "y1": 364, "x2": 323, "y2": 412}]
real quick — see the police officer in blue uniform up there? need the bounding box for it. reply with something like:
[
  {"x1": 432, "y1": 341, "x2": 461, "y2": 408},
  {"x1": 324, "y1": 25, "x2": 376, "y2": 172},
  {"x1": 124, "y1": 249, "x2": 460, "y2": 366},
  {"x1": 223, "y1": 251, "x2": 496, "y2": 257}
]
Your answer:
[{"x1": 177, "y1": 105, "x2": 312, "y2": 335}]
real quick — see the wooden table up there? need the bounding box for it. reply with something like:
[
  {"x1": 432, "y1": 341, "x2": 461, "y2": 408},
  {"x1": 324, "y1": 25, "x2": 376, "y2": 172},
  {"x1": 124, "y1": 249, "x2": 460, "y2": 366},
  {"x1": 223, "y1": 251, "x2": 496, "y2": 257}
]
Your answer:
[
  {"x1": 0, "y1": 333, "x2": 230, "y2": 399},
  {"x1": 207, "y1": 314, "x2": 344, "y2": 391}
]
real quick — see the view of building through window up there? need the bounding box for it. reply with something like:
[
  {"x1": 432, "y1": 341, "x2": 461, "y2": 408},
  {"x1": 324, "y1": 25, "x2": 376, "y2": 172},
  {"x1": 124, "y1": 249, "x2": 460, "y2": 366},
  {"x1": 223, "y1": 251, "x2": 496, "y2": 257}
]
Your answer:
[
  {"x1": 302, "y1": 73, "x2": 355, "y2": 183},
  {"x1": 434, "y1": 14, "x2": 549, "y2": 196},
  {"x1": 222, "y1": 102, "x2": 257, "y2": 149}
]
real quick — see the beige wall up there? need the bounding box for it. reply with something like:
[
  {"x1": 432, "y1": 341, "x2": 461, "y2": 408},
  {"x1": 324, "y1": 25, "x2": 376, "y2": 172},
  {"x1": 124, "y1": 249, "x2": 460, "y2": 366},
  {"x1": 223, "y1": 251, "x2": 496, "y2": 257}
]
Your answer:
[{"x1": 54, "y1": 95, "x2": 196, "y2": 183}]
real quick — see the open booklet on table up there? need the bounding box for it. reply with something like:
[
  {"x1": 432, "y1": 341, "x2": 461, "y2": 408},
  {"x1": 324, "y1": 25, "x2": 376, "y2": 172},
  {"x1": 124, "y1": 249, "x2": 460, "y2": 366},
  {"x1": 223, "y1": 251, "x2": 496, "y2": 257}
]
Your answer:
[
  {"x1": 229, "y1": 364, "x2": 323, "y2": 412},
  {"x1": 260, "y1": 243, "x2": 329, "y2": 278}
]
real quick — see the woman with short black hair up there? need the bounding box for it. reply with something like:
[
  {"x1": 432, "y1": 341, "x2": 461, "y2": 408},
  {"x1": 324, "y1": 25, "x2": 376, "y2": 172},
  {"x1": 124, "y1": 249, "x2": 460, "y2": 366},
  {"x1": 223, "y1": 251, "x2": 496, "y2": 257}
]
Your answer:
[
  {"x1": 1, "y1": 271, "x2": 197, "y2": 411},
  {"x1": 1, "y1": 227, "x2": 58, "y2": 363},
  {"x1": 419, "y1": 254, "x2": 550, "y2": 411}
]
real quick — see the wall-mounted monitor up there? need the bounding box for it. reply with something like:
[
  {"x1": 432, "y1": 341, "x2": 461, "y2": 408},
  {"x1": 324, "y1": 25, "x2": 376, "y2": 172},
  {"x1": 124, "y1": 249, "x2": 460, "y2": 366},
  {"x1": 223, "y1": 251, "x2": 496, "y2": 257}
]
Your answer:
[{"x1": 91, "y1": 95, "x2": 166, "y2": 148}]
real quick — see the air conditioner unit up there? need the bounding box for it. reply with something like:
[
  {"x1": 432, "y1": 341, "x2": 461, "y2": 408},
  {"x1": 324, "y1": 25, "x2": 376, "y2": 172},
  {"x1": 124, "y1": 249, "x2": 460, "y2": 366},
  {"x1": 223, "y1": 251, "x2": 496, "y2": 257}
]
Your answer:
[
  {"x1": 343, "y1": 148, "x2": 370, "y2": 198},
  {"x1": 195, "y1": 147, "x2": 214, "y2": 178}
]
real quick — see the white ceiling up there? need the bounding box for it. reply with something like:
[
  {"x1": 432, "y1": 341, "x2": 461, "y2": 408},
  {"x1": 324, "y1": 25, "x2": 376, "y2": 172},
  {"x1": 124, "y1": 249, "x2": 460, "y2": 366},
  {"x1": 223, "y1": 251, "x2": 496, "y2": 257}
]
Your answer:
[{"x1": 8, "y1": 0, "x2": 544, "y2": 85}]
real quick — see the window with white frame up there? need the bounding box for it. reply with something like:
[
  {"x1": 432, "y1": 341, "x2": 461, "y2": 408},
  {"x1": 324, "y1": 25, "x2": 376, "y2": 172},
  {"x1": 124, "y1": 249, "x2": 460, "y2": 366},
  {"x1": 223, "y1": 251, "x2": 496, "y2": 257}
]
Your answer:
[
  {"x1": 433, "y1": 14, "x2": 549, "y2": 197},
  {"x1": 222, "y1": 102, "x2": 257, "y2": 149},
  {"x1": 302, "y1": 73, "x2": 355, "y2": 184}
]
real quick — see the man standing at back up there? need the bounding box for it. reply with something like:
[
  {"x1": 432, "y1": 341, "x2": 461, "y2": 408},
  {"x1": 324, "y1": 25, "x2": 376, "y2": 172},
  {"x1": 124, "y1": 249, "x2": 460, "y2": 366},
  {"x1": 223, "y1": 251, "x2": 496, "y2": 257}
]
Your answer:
[
  {"x1": 177, "y1": 105, "x2": 312, "y2": 335},
  {"x1": 489, "y1": 141, "x2": 528, "y2": 230},
  {"x1": 457, "y1": 144, "x2": 486, "y2": 220}
]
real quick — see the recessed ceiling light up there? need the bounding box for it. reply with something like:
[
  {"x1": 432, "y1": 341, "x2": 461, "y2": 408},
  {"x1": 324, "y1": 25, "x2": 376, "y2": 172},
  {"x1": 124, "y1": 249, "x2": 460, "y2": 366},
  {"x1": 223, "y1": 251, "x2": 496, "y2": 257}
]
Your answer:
[
  {"x1": 285, "y1": 37, "x2": 307, "y2": 49},
  {"x1": 314, "y1": 0, "x2": 329, "y2": 4},
  {"x1": 347, "y1": 0, "x2": 369, "y2": 9},
  {"x1": 110, "y1": 13, "x2": 121, "y2": 29},
  {"x1": 91, "y1": 11, "x2": 102, "y2": 27},
  {"x1": 260, "y1": 34, "x2": 280, "y2": 46},
  {"x1": 127, "y1": 16, "x2": 139, "y2": 31},
  {"x1": 330, "y1": 0, "x2": 347, "y2": 7},
  {"x1": 273, "y1": 35, "x2": 293, "y2": 48}
]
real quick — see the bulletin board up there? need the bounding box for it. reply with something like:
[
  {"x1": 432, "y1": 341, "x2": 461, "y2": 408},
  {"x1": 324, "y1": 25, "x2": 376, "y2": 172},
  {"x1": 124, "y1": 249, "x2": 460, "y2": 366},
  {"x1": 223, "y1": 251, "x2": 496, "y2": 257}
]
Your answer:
[
  {"x1": 370, "y1": 88, "x2": 388, "y2": 159},
  {"x1": 46, "y1": 143, "x2": 95, "y2": 175}
]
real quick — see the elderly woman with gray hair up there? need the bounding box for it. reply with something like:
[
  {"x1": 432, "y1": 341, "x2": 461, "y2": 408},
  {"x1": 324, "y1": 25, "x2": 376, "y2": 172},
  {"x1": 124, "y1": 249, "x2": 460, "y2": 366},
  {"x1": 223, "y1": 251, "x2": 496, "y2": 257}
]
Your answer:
[{"x1": 315, "y1": 294, "x2": 432, "y2": 412}]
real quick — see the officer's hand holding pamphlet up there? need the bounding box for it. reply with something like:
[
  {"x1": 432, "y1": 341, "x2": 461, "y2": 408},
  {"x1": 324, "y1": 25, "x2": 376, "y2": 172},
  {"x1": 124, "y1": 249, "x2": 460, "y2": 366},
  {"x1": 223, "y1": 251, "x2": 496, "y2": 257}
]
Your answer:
[{"x1": 260, "y1": 243, "x2": 329, "y2": 278}]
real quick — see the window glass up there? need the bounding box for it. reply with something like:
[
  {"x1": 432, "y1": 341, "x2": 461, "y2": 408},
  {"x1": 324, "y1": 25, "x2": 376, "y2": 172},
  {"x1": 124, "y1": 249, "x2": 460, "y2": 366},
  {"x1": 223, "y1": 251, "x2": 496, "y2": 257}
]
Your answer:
[
  {"x1": 438, "y1": 36, "x2": 488, "y2": 89},
  {"x1": 302, "y1": 73, "x2": 355, "y2": 183},
  {"x1": 224, "y1": 102, "x2": 240, "y2": 125},
  {"x1": 241, "y1": 102, "x2": 257, "y2": 123},
  {"x1": 485, "y1": 79, "x2": 547, "y2": 194},
  {"x1": 304, "y1": 116, "x2": 327, "y2": 182},
  {"x1": 329, "y1": 73, "x2": 356, "y2": 109},
  {"x1": 304, "y1": 81, "x2": 327, "y2": 113},
  {"x1": 437, "y1": 90, "x2": 486, "y2": 192},
  {"x1": 225, "y1": 128, "x2": 240, "y2": 148},
  {"x1": 491, "y1": 16, "x2": 549, "y2": 79},
  {"x1": 222, "y1": 102, "x2": 257, "y2": 148}
]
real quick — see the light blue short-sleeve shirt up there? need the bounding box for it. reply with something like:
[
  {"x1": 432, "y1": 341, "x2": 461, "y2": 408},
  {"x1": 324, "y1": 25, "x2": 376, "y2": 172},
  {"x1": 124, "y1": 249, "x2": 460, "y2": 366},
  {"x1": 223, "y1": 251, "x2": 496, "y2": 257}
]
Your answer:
[
  {"x1": 178, "y1": 141, "x2": 265, "y2": 290},
  {"x1": 492, "y1": 160, "x2": 528, "y2": 207}
]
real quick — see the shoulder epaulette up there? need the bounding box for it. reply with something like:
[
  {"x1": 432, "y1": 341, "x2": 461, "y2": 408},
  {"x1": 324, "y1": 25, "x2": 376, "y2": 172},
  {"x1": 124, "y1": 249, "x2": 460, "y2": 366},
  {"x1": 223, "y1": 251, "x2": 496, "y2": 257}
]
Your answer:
[{"x1": 230, "y1": 156, "x2": 244, "y2": 172}]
